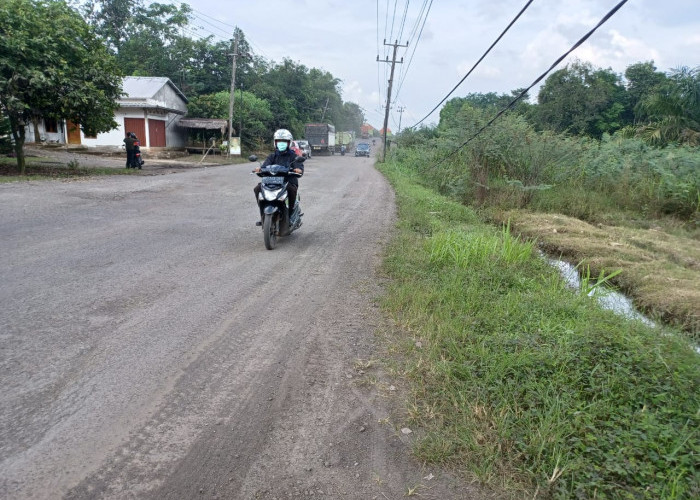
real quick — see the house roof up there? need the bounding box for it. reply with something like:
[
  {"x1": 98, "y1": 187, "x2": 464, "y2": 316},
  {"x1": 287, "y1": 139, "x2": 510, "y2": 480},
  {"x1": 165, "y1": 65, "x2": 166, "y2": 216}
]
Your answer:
[
  {"x1": 122, "y1": 76, "x2": 188, "y2": 103},
  {"x1": 177, "y1": 118, "x2": 228, "y2": 131}
]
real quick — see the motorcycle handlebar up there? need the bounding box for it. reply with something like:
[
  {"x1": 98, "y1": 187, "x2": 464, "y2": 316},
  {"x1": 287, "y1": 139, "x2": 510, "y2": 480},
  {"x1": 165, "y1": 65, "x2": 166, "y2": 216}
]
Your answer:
[{"x1": 253, "y1": 167, "x2": 303, "y2": 177}]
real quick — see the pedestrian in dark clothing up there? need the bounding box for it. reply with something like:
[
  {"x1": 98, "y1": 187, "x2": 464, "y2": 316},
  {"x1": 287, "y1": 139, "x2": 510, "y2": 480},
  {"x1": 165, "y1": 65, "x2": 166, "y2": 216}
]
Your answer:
[{"x1": 124, "y1": 132, "x2": 136, "y2": 168}]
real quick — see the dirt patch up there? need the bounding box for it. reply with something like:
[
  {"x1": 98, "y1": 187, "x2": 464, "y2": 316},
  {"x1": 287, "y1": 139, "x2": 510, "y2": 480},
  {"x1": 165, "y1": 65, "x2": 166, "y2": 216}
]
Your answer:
[
  {"x1": 2, "y1": 146, "x2": 245, "y2": 178},
  {"x1": 495, "y1": 210, "x2": 700, "y2": 335}
]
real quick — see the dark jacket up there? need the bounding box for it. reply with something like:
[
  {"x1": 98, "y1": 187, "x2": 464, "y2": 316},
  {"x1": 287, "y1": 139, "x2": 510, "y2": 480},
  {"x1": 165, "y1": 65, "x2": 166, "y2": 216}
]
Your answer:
[
  {"x1": 261, "y1": 149, "x2": 303, "y2": 186},
  {"x1": 123, "y1": 136, "x2": 136, "y2": 151}
]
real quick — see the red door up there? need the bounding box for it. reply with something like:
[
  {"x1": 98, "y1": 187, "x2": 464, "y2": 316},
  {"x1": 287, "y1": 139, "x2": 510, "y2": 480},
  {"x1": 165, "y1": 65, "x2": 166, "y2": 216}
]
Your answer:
[
  {"x1": 124, "y1": 118, "x2": 146, "y2": 144},
  {"x1": 66, "y1": 120, "x2": 81, "y2": 144},
  {"x1": 148, "y1": 119, "x2": 166, "y2": 147}
]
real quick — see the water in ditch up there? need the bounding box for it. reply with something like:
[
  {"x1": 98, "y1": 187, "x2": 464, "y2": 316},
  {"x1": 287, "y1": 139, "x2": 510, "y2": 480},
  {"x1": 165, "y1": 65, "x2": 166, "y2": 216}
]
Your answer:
[{"x1": 546, "y1": 256, "x2": 656, "y2": 327}]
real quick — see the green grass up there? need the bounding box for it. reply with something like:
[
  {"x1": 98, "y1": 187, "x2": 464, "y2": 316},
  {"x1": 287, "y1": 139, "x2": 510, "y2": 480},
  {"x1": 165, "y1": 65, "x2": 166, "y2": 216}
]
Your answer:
[
  {"x1": 377, "y1": 159, "x2": 700, "y2": 499},
  {"x1": 0, "y1": 156, "x2": 139, "y2": 182}
]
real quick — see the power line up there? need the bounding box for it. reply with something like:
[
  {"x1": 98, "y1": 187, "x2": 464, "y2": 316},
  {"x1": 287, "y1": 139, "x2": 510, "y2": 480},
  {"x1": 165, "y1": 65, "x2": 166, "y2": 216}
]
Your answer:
[
  {"x1": 435, "y1": 0, "x2": 630, "y2": 166},
  {"x1": 409, "y1": 0, "x2": 535, "y2": 129},
  {"x1": 392, "y1": 0, "x2": 433, "y2": 105},
  {"x1": 388, "y1": 0, "x2": 400, "y2": 45},
  {"x1": 405, "y1": 0, "x2": 430, "y2": 44},
  {"x1": 397, "y1": 0, "x2": 410, "y2": 44},
  {"x1": 393, "y1": 0, "x2": 431, "y2": 96}
]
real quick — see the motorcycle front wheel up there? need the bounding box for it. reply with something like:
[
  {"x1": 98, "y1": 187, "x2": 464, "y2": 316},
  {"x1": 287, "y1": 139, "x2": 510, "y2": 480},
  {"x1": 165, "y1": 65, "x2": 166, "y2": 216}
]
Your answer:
[{"x1": 263, "y1": 213, "x2": 277, "y2": 250}]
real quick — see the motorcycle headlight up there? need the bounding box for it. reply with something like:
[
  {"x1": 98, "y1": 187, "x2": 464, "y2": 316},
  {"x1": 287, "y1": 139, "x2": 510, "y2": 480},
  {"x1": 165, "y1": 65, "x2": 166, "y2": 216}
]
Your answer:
[{"x1": 263, "y1": 188, "x2": 283, "y2": 201}]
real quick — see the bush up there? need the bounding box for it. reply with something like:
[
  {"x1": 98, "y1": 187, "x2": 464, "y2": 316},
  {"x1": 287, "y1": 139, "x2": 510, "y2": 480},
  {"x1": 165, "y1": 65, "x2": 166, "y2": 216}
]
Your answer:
[{"x1": 391, "y1": 102, "x2": 700, "y2": 221}]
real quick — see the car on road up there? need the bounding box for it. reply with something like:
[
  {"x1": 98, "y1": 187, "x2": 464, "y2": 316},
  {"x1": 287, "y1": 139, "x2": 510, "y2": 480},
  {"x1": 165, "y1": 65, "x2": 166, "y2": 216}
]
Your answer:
[
  {"x1": 290, "y1": 140, "x2": 304, "y2": 157},
  {"x1": 296, "y1": 139, "x2": 311, "y2": 158},
  {"x1": 355, "y1": 143, "x2": 370, "y2": 157}
]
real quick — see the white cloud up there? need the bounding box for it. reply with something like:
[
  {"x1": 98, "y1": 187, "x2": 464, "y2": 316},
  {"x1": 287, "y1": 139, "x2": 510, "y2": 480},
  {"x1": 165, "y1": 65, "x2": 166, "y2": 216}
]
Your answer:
[{"x1": 183, "y1": 0, "x2": 700, "y2": 127}]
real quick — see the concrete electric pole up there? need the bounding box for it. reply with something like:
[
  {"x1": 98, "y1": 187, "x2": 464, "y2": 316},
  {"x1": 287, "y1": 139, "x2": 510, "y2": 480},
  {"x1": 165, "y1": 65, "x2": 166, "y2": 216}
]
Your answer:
[
  {"x1": 377, "y1": 39, "x2": 408, "y2": 161},
  {"x1": 227, "y1": 30, "x2": 240, "y2": 157},
  {"x1": 397, "y1": 106, "x2": 406, "y2": 134}
]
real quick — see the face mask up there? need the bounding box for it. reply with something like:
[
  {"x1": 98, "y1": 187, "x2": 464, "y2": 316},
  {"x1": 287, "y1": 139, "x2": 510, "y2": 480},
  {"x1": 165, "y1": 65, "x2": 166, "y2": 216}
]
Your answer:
[{"x1": 276, "y1": 141, "x2": 288, "y2": 152}]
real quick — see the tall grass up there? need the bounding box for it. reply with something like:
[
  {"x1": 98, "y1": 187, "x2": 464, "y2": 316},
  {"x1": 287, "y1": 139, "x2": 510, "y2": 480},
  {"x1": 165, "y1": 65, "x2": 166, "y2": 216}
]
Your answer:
[
  {"x1": 378, "y1": 160, "x2": 700, "y2": 498},
  {"x1": 395, "y1": 106, "x2": 700, "y2": 223}
]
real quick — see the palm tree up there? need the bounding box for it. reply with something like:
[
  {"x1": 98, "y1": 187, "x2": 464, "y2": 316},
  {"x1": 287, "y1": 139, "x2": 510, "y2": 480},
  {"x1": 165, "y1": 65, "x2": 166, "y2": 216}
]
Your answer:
[{"x1": 632, "y1": 66, "x2": 700, "y2": 146}]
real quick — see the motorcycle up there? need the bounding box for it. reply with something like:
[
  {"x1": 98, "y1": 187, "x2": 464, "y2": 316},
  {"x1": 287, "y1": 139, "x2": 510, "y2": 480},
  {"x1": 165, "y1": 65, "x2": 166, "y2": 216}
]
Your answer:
[
  {"x1": 133, "y1": 139, "x2": 144, "y2": 169},
  {"x1": 250, "y1": 155, "x2": 305, "y2": 250},
  {"x1": 340, "y1": 145, "x2": 346, "y2": 156},
  {"x1": 126, "y1": 135, "x2": 144, "y2": 169}
]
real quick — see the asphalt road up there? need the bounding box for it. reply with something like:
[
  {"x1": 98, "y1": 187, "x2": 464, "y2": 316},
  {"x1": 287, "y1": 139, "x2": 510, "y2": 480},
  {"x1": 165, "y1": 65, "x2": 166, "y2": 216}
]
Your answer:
[{"x1": 0, "y1": 154, "x2": 467, "y2": 499}]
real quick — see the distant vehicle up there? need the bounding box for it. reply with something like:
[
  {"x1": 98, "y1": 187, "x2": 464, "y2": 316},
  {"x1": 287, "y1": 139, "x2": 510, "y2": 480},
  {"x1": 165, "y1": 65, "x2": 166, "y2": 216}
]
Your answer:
[
  {"x1": 290, "y1": 140, "x2": 304, "y2": 157},
  {"x1": 296, "y1": 139, "x2": 311, "y2": 158},
  {"x1": 336, "y1": 131, "x2": 355, "y2": 150},
  {"x1": 355, "y1": 142, "x2": 370, "y2": 157},
  {"x1": 305, "y1": 123, "x2": 336, "y2": 155}
]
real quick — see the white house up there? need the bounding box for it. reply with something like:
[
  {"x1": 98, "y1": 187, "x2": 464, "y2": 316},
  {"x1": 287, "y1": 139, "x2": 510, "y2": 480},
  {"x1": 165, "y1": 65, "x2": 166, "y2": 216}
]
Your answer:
[{"x1": 26, "y1": 76, "x2": 189, "y2": 149}]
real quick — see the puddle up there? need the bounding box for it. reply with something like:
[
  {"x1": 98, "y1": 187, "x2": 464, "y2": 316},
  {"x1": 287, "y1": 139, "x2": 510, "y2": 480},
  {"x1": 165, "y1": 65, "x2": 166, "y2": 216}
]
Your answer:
[{"x1": 546, "y1": 256, "x2": 656, "y2": 327}]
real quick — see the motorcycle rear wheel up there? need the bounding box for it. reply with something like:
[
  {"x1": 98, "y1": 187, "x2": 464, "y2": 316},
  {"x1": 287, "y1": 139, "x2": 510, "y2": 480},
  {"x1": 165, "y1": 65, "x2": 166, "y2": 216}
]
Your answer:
[{"x1": 263, "y1": 214, "x2": 277, "y2": 250}]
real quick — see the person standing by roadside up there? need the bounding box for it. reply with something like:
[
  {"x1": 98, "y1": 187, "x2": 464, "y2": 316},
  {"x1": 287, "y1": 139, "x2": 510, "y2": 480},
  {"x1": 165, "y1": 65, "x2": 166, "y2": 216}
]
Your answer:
[{"x1": 124, "y1": 131, "x2": 136, "y2": 168}]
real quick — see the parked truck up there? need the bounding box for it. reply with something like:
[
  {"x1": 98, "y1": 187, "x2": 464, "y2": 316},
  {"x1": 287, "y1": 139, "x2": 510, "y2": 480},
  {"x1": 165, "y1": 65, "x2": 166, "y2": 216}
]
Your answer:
[{"x1": 304, "y1": 123, "x2": 336, "y2": 155}]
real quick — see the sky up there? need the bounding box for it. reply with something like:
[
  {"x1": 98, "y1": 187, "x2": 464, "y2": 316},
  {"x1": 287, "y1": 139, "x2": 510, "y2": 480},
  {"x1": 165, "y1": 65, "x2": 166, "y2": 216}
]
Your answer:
[{"x1": 173, "y1": 0, "x2": 700, "y2": 130}]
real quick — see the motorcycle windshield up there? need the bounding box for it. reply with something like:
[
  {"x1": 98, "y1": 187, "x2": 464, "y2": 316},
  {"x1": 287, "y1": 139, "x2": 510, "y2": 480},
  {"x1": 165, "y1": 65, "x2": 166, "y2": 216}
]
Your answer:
[{"x1": 263, "y1": 164, "x2": 290, "y2": 175}]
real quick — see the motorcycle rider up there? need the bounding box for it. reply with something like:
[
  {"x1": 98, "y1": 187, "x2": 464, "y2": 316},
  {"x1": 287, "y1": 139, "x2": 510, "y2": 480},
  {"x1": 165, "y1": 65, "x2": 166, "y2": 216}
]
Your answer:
[{"x1": 253, "y1": 129, "x2": 304, "y2": 226}]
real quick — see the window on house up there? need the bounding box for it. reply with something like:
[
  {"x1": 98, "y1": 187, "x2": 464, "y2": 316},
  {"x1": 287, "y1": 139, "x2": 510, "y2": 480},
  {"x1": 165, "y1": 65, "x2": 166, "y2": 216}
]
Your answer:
[{"x1": 44, "y1": 118, "x2": 58, "y2": 133}]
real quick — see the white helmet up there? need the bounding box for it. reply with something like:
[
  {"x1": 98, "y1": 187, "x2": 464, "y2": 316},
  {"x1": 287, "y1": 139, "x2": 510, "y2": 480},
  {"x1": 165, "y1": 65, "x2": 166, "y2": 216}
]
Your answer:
[{"x1": 273, "y1": 129, "x2": 293, "y2": 145}]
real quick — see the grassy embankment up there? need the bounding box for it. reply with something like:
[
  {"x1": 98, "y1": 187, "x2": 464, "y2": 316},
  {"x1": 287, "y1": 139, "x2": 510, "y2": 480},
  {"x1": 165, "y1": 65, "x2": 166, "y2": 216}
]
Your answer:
[
  {"x1": 0, "y1": 155, "x2": 139, "y2": 182},
  {"x1": 377, "y1": 159, "x2": 699, "y2": 498}
]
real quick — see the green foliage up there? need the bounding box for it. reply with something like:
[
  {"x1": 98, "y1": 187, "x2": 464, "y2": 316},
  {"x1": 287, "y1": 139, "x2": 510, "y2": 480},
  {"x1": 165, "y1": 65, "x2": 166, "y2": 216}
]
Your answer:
[
  {"x1": 378, "y1": 159, "x2": 700, "y2": 498},
  {"x1": 534, "y1": 60, "x2": 631, "y2": 138},
  {"x1": 186, "y1": 90, "x2": 273, "y2": 150},
  {"x1": 624, "y1": 61, "x2": 668, "y2": 121},
  {"x1": 631, "y1": 66, "x2": 700, "y2": 146},
  {"x1": 0, "y1": 114, "x2": 12, "y2": 153},
  {"x1": 83, "y1": 1, "x2": 366, "y2": 143},
  {"x1": 393, "y1": 100, "x2": 700, "y2": 221},
  {"x1": 0, "y1": 0, "x2": 122, "y2": 174}
]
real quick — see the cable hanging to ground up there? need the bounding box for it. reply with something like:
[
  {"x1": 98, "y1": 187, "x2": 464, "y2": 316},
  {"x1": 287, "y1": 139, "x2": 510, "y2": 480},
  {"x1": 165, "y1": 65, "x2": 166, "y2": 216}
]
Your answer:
[
  {"x1": 408, "y1": 0, "x2": 535, "y2": 129},
  {"x1": 437, "y1": 0, "x2": 629, "y2": 166}
]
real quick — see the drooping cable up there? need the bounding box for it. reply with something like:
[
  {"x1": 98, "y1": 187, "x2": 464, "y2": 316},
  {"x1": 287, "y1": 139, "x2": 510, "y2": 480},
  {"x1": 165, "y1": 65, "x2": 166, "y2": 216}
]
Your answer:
[
  {"x1": 437, "y1": 0, "x2": 629, "y2": 166},
  {"x1": 409, "y1": 0, "x2": 535, "y2": 129}
]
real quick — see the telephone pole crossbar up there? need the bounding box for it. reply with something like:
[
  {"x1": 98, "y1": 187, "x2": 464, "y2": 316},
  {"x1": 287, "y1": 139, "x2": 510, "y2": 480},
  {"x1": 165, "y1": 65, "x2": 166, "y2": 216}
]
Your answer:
[{"x1": 377, "y1": 39, "x2": 408, "y2": 161}]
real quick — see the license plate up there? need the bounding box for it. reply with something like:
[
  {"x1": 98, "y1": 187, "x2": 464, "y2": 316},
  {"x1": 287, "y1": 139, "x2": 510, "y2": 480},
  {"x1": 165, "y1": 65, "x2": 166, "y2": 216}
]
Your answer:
[{"x1": 262, "y1": 176, "x2": 285, "y2": 185}]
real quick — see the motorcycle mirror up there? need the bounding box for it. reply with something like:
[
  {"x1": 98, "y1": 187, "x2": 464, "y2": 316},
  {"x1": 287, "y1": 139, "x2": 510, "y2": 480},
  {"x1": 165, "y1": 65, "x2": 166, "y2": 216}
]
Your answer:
[
  {"x1": 248, "y1": 155, "x2": 258, "y2": 162},
  {"x1": 293, "y1": 156, "x2": 306, "y2": 164}
]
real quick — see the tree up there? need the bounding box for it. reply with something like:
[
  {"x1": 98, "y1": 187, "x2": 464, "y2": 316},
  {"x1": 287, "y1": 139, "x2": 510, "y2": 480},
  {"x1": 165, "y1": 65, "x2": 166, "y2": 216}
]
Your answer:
[
  {"x1": 534, "y1": 61, "x2": 630, "y2": 138},
  {"x1": 0, "y1": 0, "x2": 123, "y2": 174},
  {"x1": 337, "y1": 102, "x2": 365, "y2": 134},
  {"x1": 624, "y1": 61, "x2": 667, "y2": 122},
  {"x1": 187, "y1": 90, "x2": 273, "y2": 149},
  {"x1": 114, "y1": 2, "x2": 192, "y2": 79},
  {"x1": 82, "y1": 0, "x2": 135, "y2": 54},
  {"x1": 633, "y1": 66, "x2": 700, "y2": 145}
]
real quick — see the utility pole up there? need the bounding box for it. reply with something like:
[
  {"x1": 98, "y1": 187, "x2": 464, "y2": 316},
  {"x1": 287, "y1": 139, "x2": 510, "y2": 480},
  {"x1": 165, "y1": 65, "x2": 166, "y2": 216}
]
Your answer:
[
  {"x1": 320, "y1": 97, "x2": 329, "y2": 122},
  {"x1": 377, "y1": 39, "x2": 407, "y2": 161},
  {"x1": 397, "y1": 106, "x2": 406, "y2": 134},
  {"x1": 239, "y1": 82, "x2": 244, "y2": 143},
  {"x1": 227, "y1": 30, "x2": 240, "y2": 157}
]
